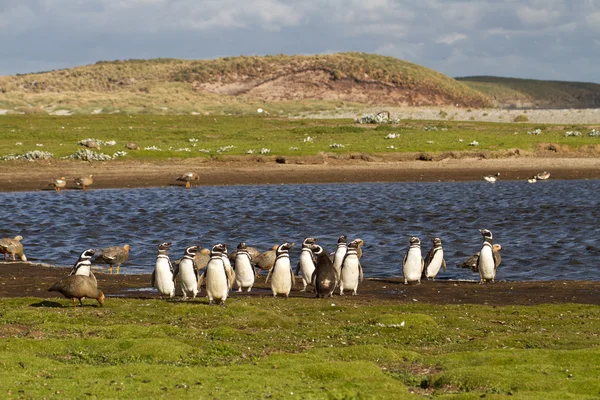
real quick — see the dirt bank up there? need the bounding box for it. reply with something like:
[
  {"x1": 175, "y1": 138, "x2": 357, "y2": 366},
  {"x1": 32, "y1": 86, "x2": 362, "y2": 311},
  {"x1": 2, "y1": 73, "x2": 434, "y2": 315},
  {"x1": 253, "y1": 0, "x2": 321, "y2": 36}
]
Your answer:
[
  {"x1": 2, "y1": 262, "x2": 599, "y2": 306},
  {"x1": 1, "y1": 156, "x2": 600, "y2": 192}
]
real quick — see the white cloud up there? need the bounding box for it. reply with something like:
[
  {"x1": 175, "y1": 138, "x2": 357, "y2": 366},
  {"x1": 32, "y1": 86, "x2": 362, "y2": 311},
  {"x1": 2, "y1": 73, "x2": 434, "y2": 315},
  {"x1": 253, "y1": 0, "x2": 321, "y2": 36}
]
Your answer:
[
  {"x1": 516, "y1": 6, "x2": 561, "y2": 26},
  {"x1": 436, "y1": 33, "x2": 467, "y2": 45}
]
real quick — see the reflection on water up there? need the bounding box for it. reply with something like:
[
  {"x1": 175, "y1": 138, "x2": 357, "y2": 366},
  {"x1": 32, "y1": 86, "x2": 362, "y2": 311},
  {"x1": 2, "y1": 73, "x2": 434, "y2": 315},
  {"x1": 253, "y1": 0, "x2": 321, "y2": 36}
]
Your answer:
[{"x1": 1, "y1": 180, "x2": 599, "y2": 281}]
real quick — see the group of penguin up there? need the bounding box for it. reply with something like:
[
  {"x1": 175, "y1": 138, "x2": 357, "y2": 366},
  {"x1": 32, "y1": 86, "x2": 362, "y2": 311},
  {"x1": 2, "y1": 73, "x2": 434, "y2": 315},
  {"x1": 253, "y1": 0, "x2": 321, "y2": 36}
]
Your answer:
[{"x1": 46, "y1": 229, "x2": 499, "y2": 307}]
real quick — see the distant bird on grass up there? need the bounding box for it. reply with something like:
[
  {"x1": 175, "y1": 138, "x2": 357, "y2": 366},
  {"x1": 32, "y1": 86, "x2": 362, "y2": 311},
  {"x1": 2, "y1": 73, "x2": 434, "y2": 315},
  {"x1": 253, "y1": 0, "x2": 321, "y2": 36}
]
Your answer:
[
  {"x1": 0, "y1": 235, "x2": 27, "y2": 261},
  {"x1": 483, "y1": 173, "x2": 500, "y2": 183},
  {"x1": 176, "y1": 172, "x2": 200, "y2": 188},
  {"x1": 48, "y1": 274, "x2": 105, "y2": 307},
  {"x1": 94, "y1": 244, "x2": 131, "y2": 274},
  {"x1": 125, "y1": 142, "x2": 140, "y2": 151},
  {"x1": 50, "y1": 177, "x2": 67, "y2": 192},
  {"x1": 74, "y1": 175, "x2": 94, "y2": 190}
]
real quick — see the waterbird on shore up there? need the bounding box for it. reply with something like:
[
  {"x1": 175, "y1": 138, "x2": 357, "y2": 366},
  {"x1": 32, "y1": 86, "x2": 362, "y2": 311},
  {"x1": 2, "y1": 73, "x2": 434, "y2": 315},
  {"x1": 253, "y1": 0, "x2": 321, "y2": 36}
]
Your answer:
[
  {"x1": 295, "y1": 237, "x2": 317, "y2": 292},
  {"x1": 403, "y1": 236, "x2": 424, "y2": 284},
  {"x1": 310, "y1": 244, "x2": 337, "y2": 298},
  {"x1": 483, "y1": 172, "x2": 500, "y2": 183},
  {"x1": 176, "y1": 172, "x2": 200, "y2": 188},
  {"x1": 94, "y1": 244, "x2": 130, "y2": 274},
  {"x1": 527, "y1": 176, "x2": 537, "y2": 183},
  {"x1": 422, "y1": 237, "x2": 446, "y2": 281},
  {"x1": 48, "y1": 274, "x2": 104, "y2": 307},
  {"x1": 477, "y1": 229, "x2": 497, "y2": 284},
  {"x1": 457, "y1": 244, "x2": 502, "y2": 272},
  {"x1": 254, "y1": 245, "x2": 278, "y2": 277},
  {"x1": 151, "y1": 242, "x2": 175, "y2": 298},
  {"x1": 175, "y1": 245, "x2": 200, "y2": 300},
  {"x1": 74, "y1": 175, "x2": 94, "y2": 190},
  {"x1": 331, "y1": 235, "x2": 348, "y2": 282},
  {"x1": 199, "y1": 243, "x2": 234, "y2": 307},
  {"x1": 339, "y1": 239, "x2": 364, "y2": 295},
  {"x1": 0, "y1": 235, "x2": 27, "y2": 261},
  {"x1": 536, "y1": 171, "x2": 551, "y2": 180},
  {"x1": 50, "y1": 177, "x2": 67, "y2": 192},
  {"x1": 234, "y1": 242, "x2": 255, "y2": 292}
]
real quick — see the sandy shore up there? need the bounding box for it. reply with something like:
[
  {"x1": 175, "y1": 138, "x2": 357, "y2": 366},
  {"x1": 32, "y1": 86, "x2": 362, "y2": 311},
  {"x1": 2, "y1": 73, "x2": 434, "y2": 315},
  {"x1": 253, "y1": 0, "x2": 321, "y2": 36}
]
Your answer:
[
  {"x1": 2, "y1": 262, "x2": 600, "y2": 306},
  {"x1": 1, "y1": 156, "x2": 600, "y2": 192}
]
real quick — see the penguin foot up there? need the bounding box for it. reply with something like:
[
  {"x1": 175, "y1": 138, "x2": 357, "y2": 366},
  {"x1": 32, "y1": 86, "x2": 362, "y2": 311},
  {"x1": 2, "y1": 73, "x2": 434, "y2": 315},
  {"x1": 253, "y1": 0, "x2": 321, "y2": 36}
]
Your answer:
[
  {"x1": 403, "y1": 280, "x2": 408, "y2": 285},
  {"x1": 339, "y1": 291, "x2": 345, "y2": 296},
  {"x1": 208, "y1": 300, "x2": 214, "y2": 306},
  {"x1": 219, "y1": 302, "x2": 226, "y2": 308},
  {"x1": 237, "y1": 288, "x2": 242, "y2": 292},
  {"x1": 247, "y1": 287, "x2": 252, "y2": 292},
  {"x1": 352, "y1": 291, "x2": 358, "y2": 296}
]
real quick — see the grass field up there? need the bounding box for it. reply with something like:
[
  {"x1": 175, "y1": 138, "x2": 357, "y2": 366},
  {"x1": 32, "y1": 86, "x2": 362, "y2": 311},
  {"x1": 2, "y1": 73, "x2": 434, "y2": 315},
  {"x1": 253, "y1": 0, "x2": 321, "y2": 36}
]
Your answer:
[
  {"x1": 1, "y1": 115, "x2": 600, "y2": 161},
  {"x1": 1, "y1": 296, "x2": 599, "y2": 398}
]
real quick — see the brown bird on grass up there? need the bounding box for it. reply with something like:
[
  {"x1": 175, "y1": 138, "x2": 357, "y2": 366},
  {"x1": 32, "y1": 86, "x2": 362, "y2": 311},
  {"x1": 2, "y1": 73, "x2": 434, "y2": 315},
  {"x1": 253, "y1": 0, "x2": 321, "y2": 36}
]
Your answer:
[
  {"x1": 50, "y1": 177, "x2": 67, "y2": 192},
  {"x1": 0, "y1": 235, "x2": 27, "y2": 261},
  {"x1": 176, "y1": 172, "x2": 200, "y2": 188},
  {"x1": 94, "y1": 244, "x2": 131, "y2": 274},
  {"x1": 74, "y1": 175, "x2": 94, "y2": 190},
  {"x1": 48, "y1": 275, "x2": 105, "y2": 307}
]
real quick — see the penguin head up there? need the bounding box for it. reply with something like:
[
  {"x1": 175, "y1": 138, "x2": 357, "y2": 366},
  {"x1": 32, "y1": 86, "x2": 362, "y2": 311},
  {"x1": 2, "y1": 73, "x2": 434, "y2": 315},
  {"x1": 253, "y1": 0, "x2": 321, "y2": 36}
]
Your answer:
[
  {"x1": 276, "y1": 242, "x2": 295, "y2": 255},
  {"x1": 432, "y1": 237, "x2": 442, "y2": 246},
  {"x1": 337, "y1": 235, "x2": 347, "y2": 244},
  {"x1": 409, "y1": 236, "x2": 420, "y2": 245},
  {"x1": 79, "y1": 249, "x2": 96, "y2": 260},
  {"x1": 302, "y1": 237, "x2": 316, "y2": 247},
  {"x1": 158, "y1": 242, "x2": 172, "y2": 251},
  {"x1": 211, "y1": 243, "x2": 227, "y2": 256},
  {"x1": 237, "y1": 242, "x2": 247, "y2": 250},
  {"x1": 309, "y1": 244, "x2": 324, "y2": 255},
  {"x1": 185, "y1": 245, "x2": 199, "y2": 256},
  {"x1": 479, "y1": 229, "x2": 493, "y2": 240}
]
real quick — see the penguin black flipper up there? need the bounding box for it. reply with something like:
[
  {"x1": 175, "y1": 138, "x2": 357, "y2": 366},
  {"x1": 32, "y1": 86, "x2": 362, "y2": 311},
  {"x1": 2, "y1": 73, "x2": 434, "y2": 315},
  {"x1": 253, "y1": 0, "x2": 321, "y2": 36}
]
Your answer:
[
  {"x1": 294, "y1": 261, "x2": 301, "y2": 276},
  {"x1": 168, "y1": 257, "x2": 174, "y2": 275},
  {"x1": 173, "y1": 263, "x2": 180, "y2": 280},
  {"x1": 358, "y1": 261, "x2": 364, "y2": 283},
  {"x1": 289, "y1": 267, "x2": 295, "y2": 288},
  {"x1": 151, "y1": 270, "x2": 156, "y2": 287},
  {"x1": 193, "y1": 259, "x2": 199, "y2": 282}
]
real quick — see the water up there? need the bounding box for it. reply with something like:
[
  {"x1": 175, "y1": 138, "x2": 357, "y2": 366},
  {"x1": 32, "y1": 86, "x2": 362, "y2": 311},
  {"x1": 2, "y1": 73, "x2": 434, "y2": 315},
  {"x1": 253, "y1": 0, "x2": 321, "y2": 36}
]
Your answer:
[{"x1": 2, "y1": 180, "x2": 599, "y2": 281}]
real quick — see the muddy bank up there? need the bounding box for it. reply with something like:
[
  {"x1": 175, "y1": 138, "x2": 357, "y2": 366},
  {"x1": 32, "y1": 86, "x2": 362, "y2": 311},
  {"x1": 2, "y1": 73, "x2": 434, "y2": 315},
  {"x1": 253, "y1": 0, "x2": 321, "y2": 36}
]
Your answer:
[
  {"x1": 2, "y1": 262, "x2": 599, "y2": 306},
  {"x1": 1, "y1": 156, "x2": 600, "y2": 192}
]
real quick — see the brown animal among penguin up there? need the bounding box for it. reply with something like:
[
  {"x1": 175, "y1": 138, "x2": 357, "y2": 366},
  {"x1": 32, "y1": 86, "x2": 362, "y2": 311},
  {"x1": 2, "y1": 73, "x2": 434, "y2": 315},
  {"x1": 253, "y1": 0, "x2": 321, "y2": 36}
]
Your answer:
[{"x1": 48, "y1": 275, "x2": 105, "y2": 307}]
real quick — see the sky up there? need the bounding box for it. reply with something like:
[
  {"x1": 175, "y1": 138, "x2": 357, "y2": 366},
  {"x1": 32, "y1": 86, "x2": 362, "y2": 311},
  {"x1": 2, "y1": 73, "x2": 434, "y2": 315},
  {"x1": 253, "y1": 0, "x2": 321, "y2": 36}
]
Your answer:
[{"x1": 1, "y1": 0, "x2": 599, "y2": 83}]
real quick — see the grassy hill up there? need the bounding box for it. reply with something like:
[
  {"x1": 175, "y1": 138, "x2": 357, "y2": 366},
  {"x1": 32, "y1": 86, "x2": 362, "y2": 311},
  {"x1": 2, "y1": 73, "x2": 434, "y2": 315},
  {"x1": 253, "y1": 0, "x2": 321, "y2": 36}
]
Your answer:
[
  {"x1": 0, "y1": 53, "x2": 491, "y2": 115},
  {"x1": 457, "y1": 76, "x2": 600, "y2": 109}
]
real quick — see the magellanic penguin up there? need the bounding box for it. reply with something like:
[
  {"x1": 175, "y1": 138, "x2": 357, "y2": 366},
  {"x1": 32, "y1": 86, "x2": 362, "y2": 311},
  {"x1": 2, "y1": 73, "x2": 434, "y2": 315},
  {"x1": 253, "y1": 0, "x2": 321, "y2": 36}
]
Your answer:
[
  {"x1": 477, "y1": 229, "x2": 498, "y2": 284},
  {"x1": 331, "y1": 235, "x2": 348, "y2": 281},
  {"x1": 483, "y1": 172, "x2": 500, "y2": 183},
  {"x1": 295, "y1": 237, "x2": 317, "y2": 292},
  {"x1": 339, "y1": 239, "x2": 364, "y2": 296},
  {"x1": 94, "y1": 244, "x2": 130, "y2": 274},
  {"x1": 265, "y1": 242, "x2": 295, "y2": 298},
  {"x1": 422, "y1": 237, "x2": 446, "y2": 281},
  {"x1": 69, "y1": 249, "x2": 97, "y2": 283},
  {"x1": 234, "y1": 242, "x2": 255, "y2": 292},
  {"x1": 198, "y1": 244, "x2": 234, "y2": 307},
  {"x1": 0, "y1": 235, "x2": 27, "y2": 261},
  {"x1": 151, "y1": 242, "x2": 176, "y2": 298},
  {"x1": 48, "y1": 275, "x2": 104, "y2": 307},
  {"x1": 403, "y1": 236, "x2": 424, "y2": 285},
  {"x1": 174, "y1": 245, "x2": 200, "y2": 299},
  {"x1": 310, "y1": 244, "x2": 337, "y2": 298}
]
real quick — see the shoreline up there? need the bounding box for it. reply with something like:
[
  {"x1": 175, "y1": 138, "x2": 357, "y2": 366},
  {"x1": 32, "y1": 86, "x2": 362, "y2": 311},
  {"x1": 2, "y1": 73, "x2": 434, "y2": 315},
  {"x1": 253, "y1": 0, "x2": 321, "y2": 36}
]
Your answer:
[
  {"x1": 2, "y1": 262, "x2": 600, "y2": 306},
  {"x1": 1, "y1": 156, "x2": 600, "y2": 192}
]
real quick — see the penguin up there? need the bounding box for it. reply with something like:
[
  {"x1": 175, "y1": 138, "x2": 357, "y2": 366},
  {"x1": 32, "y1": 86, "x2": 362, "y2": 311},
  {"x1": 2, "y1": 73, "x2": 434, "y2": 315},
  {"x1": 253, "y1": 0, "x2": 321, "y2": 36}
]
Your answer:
[
  {"x1": 310, "y1": 244, "x2": 337, "y2": 298},
  {"x1": 527, "y1": 176, "x2": 537, "y2": 183},
  {"x1": 422, "y1": 237, "x2": 446, "y2": 281},
  {"x1": 174, "y1": 245, "x2": 200, "y2": 299},
  {"x1": 483, "y1": 172, "x2": 500, "y2": 183},
  {"x1": 234, "y1": 242, "x2": 255, "y2": 292},
  {"x1": 265, "y1": 242, "x2": 295, "y2": 298},
  {"x1": 403, "y1": 236, "x2": 424, "y2": 285},
  {"x1": 69, "y1": 249, "x2": 97, "y2": 283},
  {"x1": 295, "y1": 237, "x2": 317, "y2": 292},
  {"x1": 339, "y1": 239, "x2": 364, "y2": 295},
  {"x1": 151, "y1": 242, "x2": 176, "y2": 298},
  {"x1": 332, "y1": 235, "x2": 348, "y2": 281},
  {"x1": 477, "y1": 229, "x2": 497, "y2": 284},
  {"x1": 457, "y1": 243, "x2": 502, "y2": 272},
  {"x1": 198, "y1": 244, "x2": 234, "y2": 306}
]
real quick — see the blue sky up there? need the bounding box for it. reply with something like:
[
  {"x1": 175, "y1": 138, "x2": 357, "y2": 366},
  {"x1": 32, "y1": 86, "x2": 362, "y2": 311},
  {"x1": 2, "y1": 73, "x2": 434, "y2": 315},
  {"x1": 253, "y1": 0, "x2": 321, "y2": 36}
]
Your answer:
[{"x1": 1, "y1": 0, "x2": 599, "y2": 82}]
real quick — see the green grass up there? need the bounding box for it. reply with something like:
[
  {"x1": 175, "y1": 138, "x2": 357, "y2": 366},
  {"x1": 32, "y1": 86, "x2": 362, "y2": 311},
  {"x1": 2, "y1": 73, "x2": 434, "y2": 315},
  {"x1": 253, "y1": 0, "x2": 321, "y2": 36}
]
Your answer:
[
  {"x1": 1, "y1": 115, "x2": 599, "y2": 161},
  {"x1": 1, "y1": 297, "x2": 600, "y2": 398}
]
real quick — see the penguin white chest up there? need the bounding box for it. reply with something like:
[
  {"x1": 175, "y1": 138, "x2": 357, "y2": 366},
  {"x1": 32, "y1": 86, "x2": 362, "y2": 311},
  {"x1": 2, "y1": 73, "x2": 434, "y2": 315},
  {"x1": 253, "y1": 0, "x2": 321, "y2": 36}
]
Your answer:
[
  {"x1": 179, "y1": 258, "x2": 198, "y2": 296},
  {"x1": 271, "y1": 257, "x2": 292, "y2": 295},
  {"x1": 403, "y1": 248, "x2": 423, "y2": 282},
  {"x1": 235, "y1": 254, "x2": 255, "y2": 288},
  {"x1": 206, "y1": 260, "x2": 229, "y2": 301},
  {"x1": 154, "y1": 258, "x2": 175, "y2": 296},
  {"x1": 478, "y1": 246, "x2": 495, "y2": 280},
  {"x1": 341, "y1": 255, "x2": 360, "y2": 288},
  {"x1": 333, "y1": 247, "x2": 347, "y2": 275},
  {"x1": 299, "y1": 251, "x2": 316, "y2": 280},
  {"x1": 74, "y1": 264, "x2": 92, "y2": 277},
  {"x1": 426, "y1": 250, "x2": 444, "y2": 278}
]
